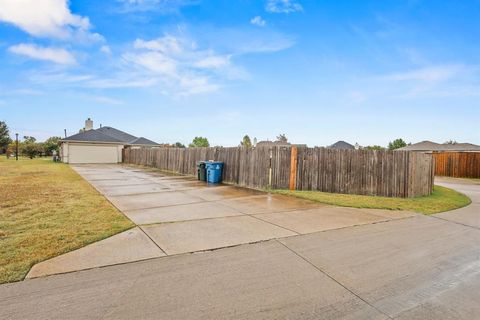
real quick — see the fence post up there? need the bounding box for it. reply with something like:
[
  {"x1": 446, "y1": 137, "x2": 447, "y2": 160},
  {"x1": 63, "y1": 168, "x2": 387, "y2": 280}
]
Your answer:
[{"x1": 289, "y1": 146, "x2": 298, "y2": 190}]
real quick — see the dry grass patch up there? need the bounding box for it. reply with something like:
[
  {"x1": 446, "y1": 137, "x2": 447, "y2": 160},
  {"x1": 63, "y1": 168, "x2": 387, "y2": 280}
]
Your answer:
[{"x1": 0, "y1": 157, "x2": 134, "y2": 283}]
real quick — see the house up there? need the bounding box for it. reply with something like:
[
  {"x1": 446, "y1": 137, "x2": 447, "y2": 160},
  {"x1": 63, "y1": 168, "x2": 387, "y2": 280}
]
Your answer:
[
  {"x1": 60, "y1": 118, "x2": 159, "y2": 164},
  {"x1": 328, "y1": 141, "x2": 355, "y2": 150},
  {"x1": 256, "y1": 140, "x2": 291, "y2": 147},
  {"x1": 255, "y1": 140, "x2": 307, "y2": 148},
  {"x1": 397, "y1": 141, "x2": 480, "y2": 152}
]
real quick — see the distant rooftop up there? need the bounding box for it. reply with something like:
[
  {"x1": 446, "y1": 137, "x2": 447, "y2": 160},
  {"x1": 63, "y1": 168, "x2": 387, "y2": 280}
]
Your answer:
[
  {"x1": 256, "y1": 140, "x2": 291, "y2": 146},
  {"x1": 397, "y1": 141, "x2": 480, "y2": 152},
  {"x1": 328, "y1": 141, "x2": 355, "y2": 150}
]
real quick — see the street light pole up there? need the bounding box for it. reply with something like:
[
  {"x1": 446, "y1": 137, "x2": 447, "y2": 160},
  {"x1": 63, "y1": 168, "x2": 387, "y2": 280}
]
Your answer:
[{"x1": 15, "y1": 133, "x2": 18, "y2": 161}]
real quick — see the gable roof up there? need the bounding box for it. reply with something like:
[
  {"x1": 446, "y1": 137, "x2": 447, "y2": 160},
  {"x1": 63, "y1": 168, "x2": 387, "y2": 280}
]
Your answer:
[
  {"x1": 62, "y1": 130, "x2": 125, "y2": 143},
  {"x1": 328, "y1": 141, "x2": 355, "y2": 150},
  {"x1": 96, "y1": 126, "x2": 138, "y2": 143},
  {"x1": 397, "y1": 140, "x2": 439, "y2": 151},
  {"x1": 61, "y1": 126, "x2": 159, "y2": 145},
  {"x1": 397, "y1": 141, "x2": 480, "y2": 152},
  {"x1": 129, "y1": 137, "x2": 159, "y2": 146}
]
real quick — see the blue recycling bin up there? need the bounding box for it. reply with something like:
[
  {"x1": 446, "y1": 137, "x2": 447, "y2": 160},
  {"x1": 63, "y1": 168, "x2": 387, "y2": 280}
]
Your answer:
[{"x1": 206, "y1": 161, "x2": 224, "y2": 184}]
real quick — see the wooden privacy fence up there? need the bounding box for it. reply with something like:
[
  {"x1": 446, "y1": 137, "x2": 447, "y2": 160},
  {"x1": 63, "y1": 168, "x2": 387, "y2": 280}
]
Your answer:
[
  {"x1": 433, "y1": 152, "x2": 480, "y2": 178},
  {"x1": 123, "y1": 147, "x2": 434, "y2": 197}
]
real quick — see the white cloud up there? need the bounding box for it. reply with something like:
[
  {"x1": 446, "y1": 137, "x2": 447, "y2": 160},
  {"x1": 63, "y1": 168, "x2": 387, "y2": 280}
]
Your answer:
[
  {"x1": 266, "y1": 0, "x2": 303, "y2": 13},
  {"x1": 116, "y1": 0, "x2": 197, "y2": 13},
  {"x1": 0, "y1": 88, "x2": 45, "y2": 96},
  {"x1": 378, "y1": 64, "x2": 480, "y2": 98},
  {"x1": 0, "y1": 0, "x2": 102, "y2": 41},
  {"x1": 384, "y1": 65, "x2": 467, "y2": 83},
  {"x1": 123, "y1": 51, "x2": 177, "y2": 76},
  {"x1": 100, "y1": 45, "x2": 111, "y2": 54},
  {"x1": 88, "y1": 95, "x2": 124, "y2": 105},
  {"x1": 250, "y1": 16, "x2": 266, "y2": 27},
  {"x1": 86, "y1": 77, "x2": 158, "y2": 89},
  {"x1": 8, "y1": 43, "x2": 76, "y2": 65},
  {"x1": 28, "y1": 69, "x2": 158, "y2": 89},
  {"x1": 14, "y1": 27, "x2": 294, "y2": 97},
  {"x1": 124, "y1": 35, "x2": 239, "y2": 95},
  {"x1": 178, "y1": 75, "x2": 219, "y2": 96},
  {"x1": 193, "y1": 55, "x2": 230, "y2": 69},
  {"x1": 134, "y1": 36, "x2": 183, "y2": 54}
]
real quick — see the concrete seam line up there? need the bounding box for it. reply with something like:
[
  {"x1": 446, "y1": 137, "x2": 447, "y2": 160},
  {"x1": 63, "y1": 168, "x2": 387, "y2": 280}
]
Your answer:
[
  {"x1": 138, "y1": 226, "x2": 168, "y2": 255},
  {"x1": 428, "y1": 214, "x2": 480, "y2": 232},
  {"x1": 276, "y1": 240, "x2": 394, "y2": 320},
  {"x1": 247, "y1": 214, "x2": 300, "y2": 235}
]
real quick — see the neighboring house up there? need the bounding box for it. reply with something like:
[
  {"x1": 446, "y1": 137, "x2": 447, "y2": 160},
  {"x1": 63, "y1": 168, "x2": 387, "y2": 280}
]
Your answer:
[
  {"x1": 328, "y1": 141, "x2": 355, "y2": 150},
  {"x1": 255, "y1": 140, "x2": 307, "y2": 148},
  {"x1": 60, "y1": 118, "x2": 159, "y2": 164},
  {"x1": 397, "y1": 141, "x2": 480, "y2": 152},
  {"x1": 256, "y1": 140, "x2": 291, "y2": 147}
]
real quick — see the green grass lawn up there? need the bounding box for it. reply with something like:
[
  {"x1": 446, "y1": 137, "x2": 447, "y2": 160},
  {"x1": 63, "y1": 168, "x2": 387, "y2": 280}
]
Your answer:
[
  {"x1": 0, "y1": 157, "x2": 134, "y2": 284},
  {"x1": 272, "y1": 185, "x2": 471, "y2": 215}
]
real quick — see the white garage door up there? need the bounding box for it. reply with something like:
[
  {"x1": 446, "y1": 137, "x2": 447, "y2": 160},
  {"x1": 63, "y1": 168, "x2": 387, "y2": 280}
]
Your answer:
[{"x1": 69, "y1": 145, "x2": 121, "y2": 164}]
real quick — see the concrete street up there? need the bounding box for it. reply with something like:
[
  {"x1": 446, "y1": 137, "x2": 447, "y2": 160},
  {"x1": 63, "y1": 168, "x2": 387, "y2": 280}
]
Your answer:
[{"x1": 1, "y1": 170, "x2": 479, "y2": 319}]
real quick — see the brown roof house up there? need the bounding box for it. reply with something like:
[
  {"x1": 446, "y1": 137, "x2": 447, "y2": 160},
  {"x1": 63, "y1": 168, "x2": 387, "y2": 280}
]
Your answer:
[{"x1": 60, "y1": 118, "x2": 159, "y2": 164}]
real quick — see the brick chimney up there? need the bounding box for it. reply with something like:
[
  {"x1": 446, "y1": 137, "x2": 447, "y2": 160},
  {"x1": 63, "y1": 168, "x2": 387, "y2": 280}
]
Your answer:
[{"x1": 85, "y1": 118, "x2": 93, "y2": 131}]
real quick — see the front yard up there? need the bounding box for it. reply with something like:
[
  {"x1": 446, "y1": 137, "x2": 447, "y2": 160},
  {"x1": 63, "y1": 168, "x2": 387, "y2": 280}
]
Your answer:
[{"x1": 0, "y1": 157, "x2": 134, "y2": 283}]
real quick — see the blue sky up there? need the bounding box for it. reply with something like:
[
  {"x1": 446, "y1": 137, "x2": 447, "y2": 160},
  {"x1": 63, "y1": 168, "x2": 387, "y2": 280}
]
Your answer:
[{"x1": 0, "y1": 0, "x2": 479, "y2": 146}]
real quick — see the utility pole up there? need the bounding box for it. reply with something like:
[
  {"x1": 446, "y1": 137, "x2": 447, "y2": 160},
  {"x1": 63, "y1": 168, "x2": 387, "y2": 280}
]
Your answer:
[{"x1": 15, "y1": 133, "x2": 18, "y2": 161}]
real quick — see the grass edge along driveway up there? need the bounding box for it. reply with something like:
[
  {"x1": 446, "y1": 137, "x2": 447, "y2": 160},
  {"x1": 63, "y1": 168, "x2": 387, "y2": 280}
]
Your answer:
[
  {"x1": 0, "y1": 158, "x2": 134, "y2": 284},
  {"x1": 272, "y1": 185, "x2": 471, "y2": 215}
]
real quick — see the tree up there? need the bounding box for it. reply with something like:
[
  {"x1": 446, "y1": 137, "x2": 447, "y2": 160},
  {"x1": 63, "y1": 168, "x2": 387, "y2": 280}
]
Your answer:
[
  {"x1": 43, "y1": 136, "x2": 61, "y2": 155},
  {"x1": 174, "y1": 142, "x2": 186, "y2": 148},
  {"x1": 388, "y1": 138, "x2": 407, "y2": 150},
  {"x1": 444, "y1": 140, "x2": 457, "y2": 145},
  {"x1": 0, "y1": 121, "x2": 12, "y2": 153},
  {"x1": 6, "y1": 141, "x2": 16, "y2": 158},
  {"x1": 240, "y1": 135, "x2": 252, "y2": 148},
  {"x1": 23, "y1": 136, "x2": 36, "y2": 143},
  {"x1": 189, "y1": 136, "x2": 210, "y2": 148},
  {"x1": 276, "y1": 134, "x2": 288, "y2": 143},
  {"x1": 21, "y1": 140, "x2": 42, "y2": 159}
]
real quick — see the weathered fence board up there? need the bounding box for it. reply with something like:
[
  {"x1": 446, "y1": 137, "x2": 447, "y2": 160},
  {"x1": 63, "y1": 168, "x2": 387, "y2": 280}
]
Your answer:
[
  {"x1": 291, "y1": 148, "x2": 433, "y2": 197},
  {"x1": 123, "y1": 146, "x2": 434, "y2": 197},
  {"x1": 433, "y1": 152, "x2": 480, "y2": 178}
]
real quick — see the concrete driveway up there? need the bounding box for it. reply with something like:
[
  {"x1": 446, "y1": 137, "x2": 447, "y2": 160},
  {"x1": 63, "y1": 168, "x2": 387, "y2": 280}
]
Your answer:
[
  {"x1": 27, "y1": 164, "x2": 414, "y2": 278},
  {"x1": 3, "y1": 170, "x2": 480, "y2": 319}
]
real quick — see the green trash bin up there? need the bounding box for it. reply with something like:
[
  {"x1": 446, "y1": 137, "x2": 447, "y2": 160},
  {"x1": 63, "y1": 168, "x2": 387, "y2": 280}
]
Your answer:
[{"x1": 197, "y1": 161, "x2": 207, "y2": 181}]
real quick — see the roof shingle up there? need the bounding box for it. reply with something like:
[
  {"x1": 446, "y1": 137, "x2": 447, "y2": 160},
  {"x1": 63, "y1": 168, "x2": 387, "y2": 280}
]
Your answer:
[
  {"x1": 62, "y1": 130, "x2": 125, "y2": 143},
  {"x1": 61, "y1": 126, "x2": 159, "y2": 145}
]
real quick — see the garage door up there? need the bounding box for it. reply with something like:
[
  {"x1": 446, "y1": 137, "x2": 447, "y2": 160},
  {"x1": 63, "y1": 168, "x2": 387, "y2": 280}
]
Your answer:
[{"x1": 69, "y1": 145, "x2": 120, "y2": 164}]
